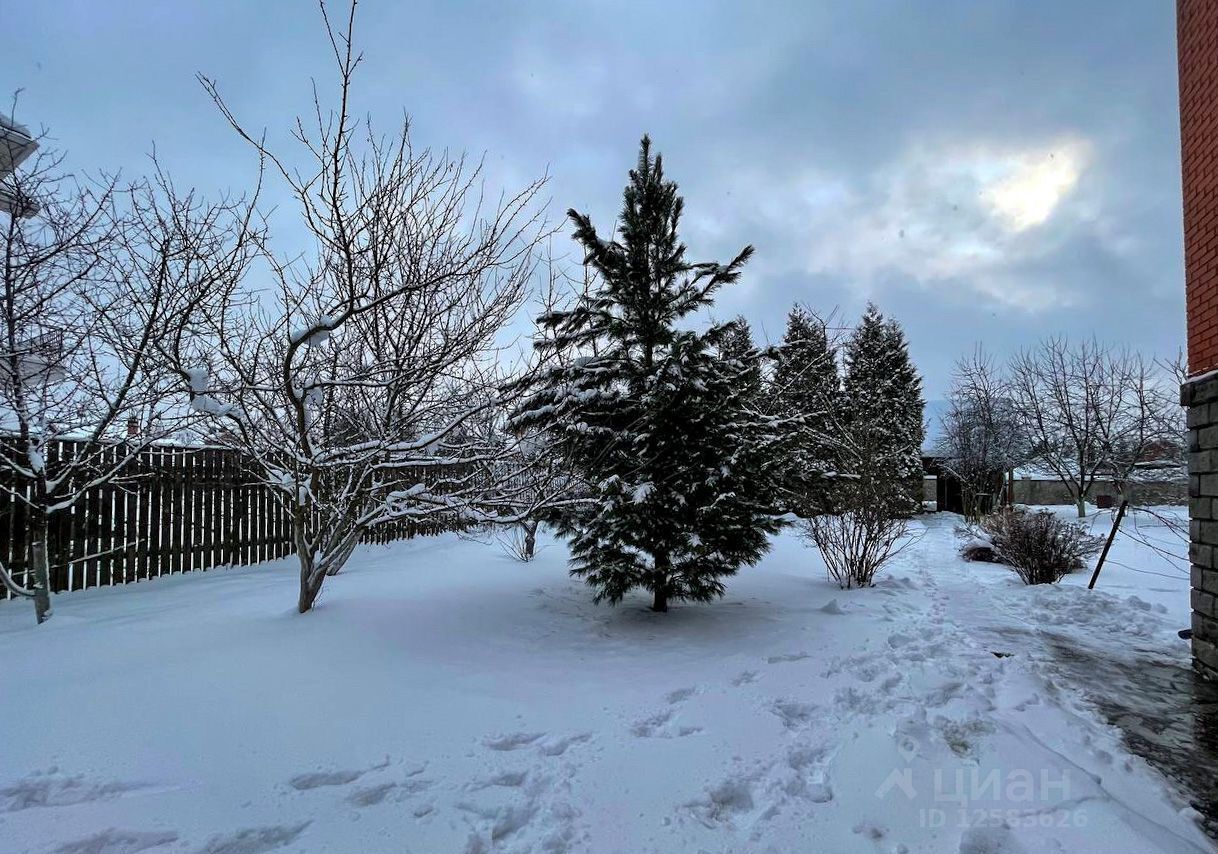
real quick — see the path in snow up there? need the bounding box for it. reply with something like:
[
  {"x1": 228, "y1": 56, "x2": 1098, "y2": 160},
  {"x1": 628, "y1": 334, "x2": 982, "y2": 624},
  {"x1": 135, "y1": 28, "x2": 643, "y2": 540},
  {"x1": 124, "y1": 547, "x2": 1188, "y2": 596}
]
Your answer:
[{"x1": 920, "y1": 509, "x2": 1218, "y2": 838}]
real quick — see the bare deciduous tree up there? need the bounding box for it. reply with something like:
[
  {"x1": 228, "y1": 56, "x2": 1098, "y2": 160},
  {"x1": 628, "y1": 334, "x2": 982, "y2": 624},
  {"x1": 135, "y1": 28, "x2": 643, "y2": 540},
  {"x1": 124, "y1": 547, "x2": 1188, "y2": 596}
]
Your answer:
[
  {"x1": 1009, "y1": 337, "x2": 1180, "y2": 517},
  {"x1": 1096, "y1": 353, "x2": 1184, "y2": 496},
  {"x1": 182, "y1": 1, "x2": 559, "y2": 612},
  {"x1": 0, "y1": 137, "x2": 259, "y2": 623},
  {"x1": 934, "y1": 347, "x2": 1028, "y2": 520}
]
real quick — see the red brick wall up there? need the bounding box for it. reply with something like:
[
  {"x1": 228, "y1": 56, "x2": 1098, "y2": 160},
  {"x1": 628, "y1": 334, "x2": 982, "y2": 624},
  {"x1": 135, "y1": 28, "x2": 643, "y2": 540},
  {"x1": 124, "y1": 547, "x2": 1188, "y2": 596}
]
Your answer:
[{"x1": 1181, "y1": 0, "x2": 1218, "y2": 375}]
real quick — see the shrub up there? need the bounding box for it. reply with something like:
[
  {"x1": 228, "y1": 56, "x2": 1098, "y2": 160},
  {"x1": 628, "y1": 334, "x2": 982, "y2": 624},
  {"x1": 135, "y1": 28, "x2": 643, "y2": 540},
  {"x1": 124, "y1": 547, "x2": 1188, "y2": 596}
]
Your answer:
[
  {"x1": 965, "y1": 510, "x2": 1103, "y2": 585},
  {"x1": 804, "y1": 505, "x2": 911, "y2": 589}
]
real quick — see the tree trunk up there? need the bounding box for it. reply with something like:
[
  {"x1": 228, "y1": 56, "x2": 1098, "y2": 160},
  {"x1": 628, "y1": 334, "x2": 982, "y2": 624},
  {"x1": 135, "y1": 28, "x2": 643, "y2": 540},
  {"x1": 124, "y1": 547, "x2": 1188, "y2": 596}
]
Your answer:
[
  {"x1": 651, "y1": 552, "x2": 670, "y2": 613},
  {"x1": 29, "y1": 530, "x2": 52, "y2": 625},
  {"x1": 1076, "y1": 457, "x2": 1087, "y2": 517},
  {"x1": 25, "y1": 502, "x2": 52, "y2": 624},
  {"x1": 298, "y1": 557, "x2": 324, "y2": 613},
  {"x1": 522, "y1": 521, "x2": 537, "y2": 560},
  {"x1": 293, "y1": 512, "x2": 322, "y2": 613},
  {"x1": 651, "y1": 585, "x2": 668, "y2": 613}
]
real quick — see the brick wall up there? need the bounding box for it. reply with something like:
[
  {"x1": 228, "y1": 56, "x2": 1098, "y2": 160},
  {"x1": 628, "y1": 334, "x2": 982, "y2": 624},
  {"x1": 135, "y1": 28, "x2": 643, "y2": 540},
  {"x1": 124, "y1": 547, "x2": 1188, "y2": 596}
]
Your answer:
[
  {"x1": 1180, "y1": 0, "x2": 1218, "y2": 680},
  {"x1": 1180, "y1": 0, "x2": 1218, "y2": 374}
]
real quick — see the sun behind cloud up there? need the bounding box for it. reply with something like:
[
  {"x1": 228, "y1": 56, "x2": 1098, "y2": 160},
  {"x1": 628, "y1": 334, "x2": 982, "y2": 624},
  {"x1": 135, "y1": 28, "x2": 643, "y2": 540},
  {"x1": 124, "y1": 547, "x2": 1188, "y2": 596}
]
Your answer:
[{"x1": 983, "y1": 139, "x2": 1091, "y2": 231}]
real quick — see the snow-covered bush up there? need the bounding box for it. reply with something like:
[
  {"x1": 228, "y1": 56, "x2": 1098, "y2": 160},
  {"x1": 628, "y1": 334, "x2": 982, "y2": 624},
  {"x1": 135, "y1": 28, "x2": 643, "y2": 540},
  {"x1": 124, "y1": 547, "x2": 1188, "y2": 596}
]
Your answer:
[
  {"x1": 966, "y1": 510, "x2": 1103, "y2": 585},
  {"x1": 802, "y1": 477, "x2": 912, "y2": 589},
  {"x1": 804, "y1": 509, "x2": 909, "y2": 589}
]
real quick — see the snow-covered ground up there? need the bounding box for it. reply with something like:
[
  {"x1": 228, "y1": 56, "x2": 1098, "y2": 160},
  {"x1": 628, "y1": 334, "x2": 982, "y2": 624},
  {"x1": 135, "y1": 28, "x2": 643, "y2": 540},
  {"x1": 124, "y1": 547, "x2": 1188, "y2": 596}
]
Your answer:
[{"x1": 1, "y1": 508, "x2": 1212, "y2": 853}]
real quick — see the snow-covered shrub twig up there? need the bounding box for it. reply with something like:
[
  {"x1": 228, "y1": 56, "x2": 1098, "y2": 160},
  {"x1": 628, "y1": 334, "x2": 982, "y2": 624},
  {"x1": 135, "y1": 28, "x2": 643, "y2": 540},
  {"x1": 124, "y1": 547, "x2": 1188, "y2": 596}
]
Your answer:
[{"x1": 954, "y1": 525, "x2": 999, "y2": 563}]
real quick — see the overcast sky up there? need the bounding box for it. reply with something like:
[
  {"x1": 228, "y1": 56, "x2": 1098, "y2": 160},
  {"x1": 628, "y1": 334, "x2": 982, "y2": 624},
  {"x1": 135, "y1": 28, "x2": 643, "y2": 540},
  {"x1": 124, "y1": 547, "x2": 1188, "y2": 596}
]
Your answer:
[{"x1": 3, "y1": 0, "x2": 1184, "y2": 396}]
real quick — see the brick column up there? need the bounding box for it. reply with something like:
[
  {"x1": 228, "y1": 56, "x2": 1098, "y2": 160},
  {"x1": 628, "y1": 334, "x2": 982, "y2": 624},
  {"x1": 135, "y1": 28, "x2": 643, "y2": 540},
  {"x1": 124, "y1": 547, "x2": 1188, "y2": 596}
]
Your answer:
[{"x1": 1179, "y1": 0, "x2": 1218, "y2": 680}]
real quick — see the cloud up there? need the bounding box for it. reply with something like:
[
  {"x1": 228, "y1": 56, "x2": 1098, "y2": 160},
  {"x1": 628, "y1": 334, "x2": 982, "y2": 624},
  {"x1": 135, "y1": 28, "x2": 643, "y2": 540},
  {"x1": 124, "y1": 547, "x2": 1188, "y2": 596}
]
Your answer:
[
  {"x1": 700, "y1": 136, "x2": 1096, "y2": 312},
  {"x1": 1, "y1": 0, "x2": 1184, "y2": 396}
]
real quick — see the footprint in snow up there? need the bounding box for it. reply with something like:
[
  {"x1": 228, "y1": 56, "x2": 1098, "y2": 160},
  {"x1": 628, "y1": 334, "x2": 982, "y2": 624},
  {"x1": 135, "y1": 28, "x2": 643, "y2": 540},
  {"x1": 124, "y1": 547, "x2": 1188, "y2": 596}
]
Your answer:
[
  {"x1": 55, "y1": 829, "x2": 179, "y2": 854},
  {"x1": 346, "y1": 783, "x2": 398, "y2": 807},
  {"x1": 1, "y1": 770, "x2": 156, "y2": 812},
  {"x1": 535, "y1": 732, "x2": 592, "y2": 756},
  {"x1": 482, "y1": 732, "x2": 546, "y2": 751},
  {"x1": 287, "y1": 769, "x2": 363, "y2": 790},
  {"x1": 766, "y1": 652, "x2": 811, "y2": 664},
  {"x1": 346, "y1": 776, "x2": 432, "y2": 807},
  {"x1": 194, "y1": 822, "x2": 311, "y2": 854},
  {"x1": 683, "y1": 771, "x2": 778, "y2": 831},
  {"x1": 665, "y1": 686, "x2": 698, "y2": 704},
  {"x1": 922, "y1": 680, "x2": 966, "y2": 708},
  {"x1": 785, "y1": 744, "x2": 834, "y2": 804},
  {"x1": 684, "y1": 777, "x2": 756, "y2": 828},
  {"x1": 851, "y1": 659, "x2": 892, "y2": 683},
  {"x1": 478, "y1": 771, "x2": 528, "y2": 789},
  {"x1": 287, "y1": 757, "x2": 390, "y2": 791},
  {"x1": 732, "y1": 670, "x2": 759, "y2": 686},
  {"x1": 770, "y1": 699, "x2": 818, "y2": 730},
  {"x1": 458, "y1": 772, "x2": 584, "y2": 852},
  {"x1": 958, "y1": 824, "x2": 1027, "y2": 853},
  {"x1": 936, "y1": 717, "x2": 994, "y2": 759},
  {"x1": 1012, "y1": 693, "x2": 1041, "y2": 712},
  {"x1": 851, "y1": 820, "x2": 888, "y2": 842},
  {"x1": 630, "y1": 710, "x2": 701, "y2": 739},
  {"x1": 886, "y1": 632, "x2": 915, "y2": 649}
]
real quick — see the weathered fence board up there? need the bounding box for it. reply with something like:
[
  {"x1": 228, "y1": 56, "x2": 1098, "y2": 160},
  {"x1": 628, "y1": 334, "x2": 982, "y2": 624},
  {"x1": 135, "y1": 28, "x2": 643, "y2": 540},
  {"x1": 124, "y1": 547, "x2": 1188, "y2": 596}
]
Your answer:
[{"x1": 1, "y1": 438, "x2": 450, "y2": 600}]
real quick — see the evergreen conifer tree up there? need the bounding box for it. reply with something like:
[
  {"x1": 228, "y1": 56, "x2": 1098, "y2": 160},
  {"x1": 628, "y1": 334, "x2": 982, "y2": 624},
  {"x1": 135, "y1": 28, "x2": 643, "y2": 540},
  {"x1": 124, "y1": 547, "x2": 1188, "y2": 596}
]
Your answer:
[
  {"x1": 512, "y1": 136, "x2": 783, "y2": 611},
  {"x1": 840, "y1": 303, "x2": 925, "y2": 515},
  {"x1": 771, "y1": 305, "x2": 841, "y2": 513},
  {"x1": 718, "y1": 315, "x2": 763, "y2": 404}
]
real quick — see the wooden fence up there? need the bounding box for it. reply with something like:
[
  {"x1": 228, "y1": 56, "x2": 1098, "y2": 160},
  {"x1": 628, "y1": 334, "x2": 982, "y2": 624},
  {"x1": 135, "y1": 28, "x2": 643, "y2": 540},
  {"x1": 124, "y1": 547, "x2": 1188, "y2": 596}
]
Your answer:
[{"x1": 0, "y1": 439, "x2": 445, "y2": 600}]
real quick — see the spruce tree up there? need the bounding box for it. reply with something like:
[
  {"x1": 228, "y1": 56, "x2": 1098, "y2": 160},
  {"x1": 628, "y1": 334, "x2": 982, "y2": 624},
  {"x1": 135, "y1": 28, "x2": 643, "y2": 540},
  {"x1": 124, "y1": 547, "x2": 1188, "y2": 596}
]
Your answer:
[
  {"x1": 771, "y1": 305, "x2": 841, "y2": 513},
  {"x1": 718, "y1": 315, "x2": 763, "y2": 405},
  {"x1": 840, "y1": 303, "x2": 925, "y2": 515},
  {"x1": 513, "y1": 136, "x2": 783, "y2": 611},
  {"x1": 883, "y1": 315, "x2": 926, "y2": 510}
]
